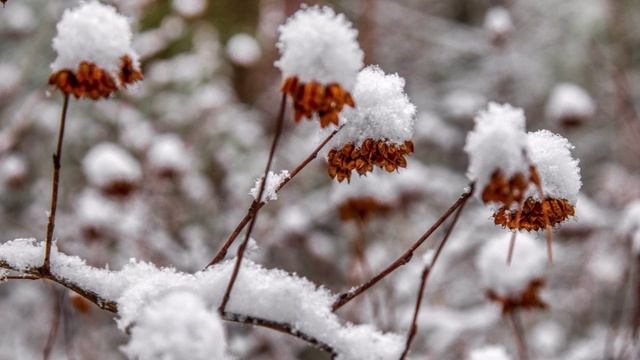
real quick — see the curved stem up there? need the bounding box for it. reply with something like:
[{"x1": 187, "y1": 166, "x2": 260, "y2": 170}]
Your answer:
[
  {"x1": 218, "y1": 93, "x2": 287, "y2": 313},
  {"x1": 332, "y1": 183, "x2": 474, "y2": 312},
  {"x1": 43, "y1": 93, "x2": 70, "y2": 270},
  {"x1": 205, "y1": 124, "x2": 343, "y2": 268}
]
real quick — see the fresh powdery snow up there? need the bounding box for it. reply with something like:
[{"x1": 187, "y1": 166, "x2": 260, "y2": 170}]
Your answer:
[
  {"x1": 464, "y1": 102, "x2": 529, "y2": 196},
  {"x1": 50, "y1": 1, "x2": 139, "y2": 80},
  {"x1": 275, "y1": 5, "x2": 363, "y2": 89},
  {"x1": 249, "y1": 170, "x2": 290, "y2": 202},
  {"x1": 476, "y1": 233, "x2": 547, "y2": 297},
  {"x1": 226, "y1": 33, "x2": 262, "y2": 67},
  {"x1": 545, "y1": 83, "x2": 595, "y2": 123},
  {"x1": 469, "y1": 345, "x2": 512, "y2": 360},
  {"x1": 0, "y1": 239, "x2": 403, "y2": 360},
  {"x1": 83, "y1": 143, "x2": 142, "y2": 188},
  {"x1": 329, "y1": 65, "x2": 415, "y2": 148},
  {"x1": 121, "y1": 290, "x2": 228, "y2": 360},
  {"x1": 526, "y1": 130, "x2": 582, "y2": 204}
]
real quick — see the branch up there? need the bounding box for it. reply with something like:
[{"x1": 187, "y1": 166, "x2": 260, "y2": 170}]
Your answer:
[
  {"x1": 331, "y1": 183, "x2": 475, "y2": 311},
  {"x1": 204, "y1": 124, "x2": 344, "y2": 268}
]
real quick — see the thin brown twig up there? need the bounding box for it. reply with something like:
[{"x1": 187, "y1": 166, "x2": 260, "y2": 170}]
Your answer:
[
  {"x1": 509, "y1": 311, "x2": 530, "y2": 360},
  {"x1": 507, "y1": 196, "x2": 526, "y2": 265},
  {"x1": 399, "y1": 191, "x2": 469, "y2": 359},
  {"x1": 332, "y1": 183, "x2": 475, "y2": 312},
  {"x1": 218, "y1": 93, "x2": 287, "y2": 313},
  {"x1": 43, "y1": 287, "x2": 63, "y2": 360},
  {"x1": 43, "y1": 93, "x2": 70, "y2": 270},
  {"x1": 205, "y1": 124, "x2": 344, "y2": 268}
]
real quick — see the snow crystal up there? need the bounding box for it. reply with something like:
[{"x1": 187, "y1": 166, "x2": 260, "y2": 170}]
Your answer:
[
  {"x1": 275, "y1": 5, "x2": 363, "y2": 89},
  {"x1": 121, "y1": 290, "x2": 227, "y2": 360},
  {"x1": 476, "y1": 233, "x2": 547, "y2": 297},
  {"x1": 469, "y1": 345, "x2": 511, "y2": 360},
  {"x1": 464, "y1": 102, "x2": 529, "y2": 196},
  {"x1": 545, "y1": 83, "x2": 595, "y2": 123},
  {"x1": 171, "y1": 0, "x2": 207, "y2": 18},
  {"x1": 50, "y1": 1, "x2": 139, "y2": 80},
  {"x1": 329, "y1": 65, "x2": 415, "y2": 148},
  {"x1": 0, "y1": 239, "x2": 403, "y2": 360},
  {"x1": 83, "y1": 143, "x2": 142, "y2": 188},
  {"x1": 249, "y1": 170, "x2": 290, "y2": 202},
  {"x1": 526, "y1": 130, "x2": 582, "y2": 204},
  {"x1": 484, "y1": 7, "x2": 514, "y2": 37},
  {"x1": 226, "y1": 33, "x2": 262, "y2": 67},
  {"x1": 147, "y1": 134, "x2": 190, "y2": 174}
]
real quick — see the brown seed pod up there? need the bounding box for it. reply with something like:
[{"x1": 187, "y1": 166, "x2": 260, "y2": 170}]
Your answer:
[
  {"x1": 281, "y1": 76, "x2": 355, "y2": 128},
  {"x1": 486, "y1": 278, "x2": 547, "y2": 314},
  {"x1": 493, "y1": 197, "x2": 575, "y2": 231},
  {"x1": 338, "y1": 196, "x2": 391, "y2": 223},
  {"x1": 327, "y1": 139, "x2": 414, "y2": 182}
]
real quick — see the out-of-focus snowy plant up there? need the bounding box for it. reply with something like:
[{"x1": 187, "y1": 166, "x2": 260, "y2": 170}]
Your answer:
[
  {"x1": 545, "y1": 83, "x2": 595, "y2": 128},
  {"x1": 477, "y1": 233, "x2": 547, "y2": 314},
  {"x1": 226, "y1": 33, "x2": 262, "y2": 67},
  {"x1": 83, "y1": 142, "x2": 142, "y2": 198},
  {"x1": 484, "y1": 6, "x2": 514, "y2": 47},
  {"x1": 326, "y1": 66, "x2": 415, "y2": 182},
  {"x1": 276, "y1": 5, "x2": 363, "y2": 128},
  {"x1": 48, "y1": 1, "x2": 142, "y2": 99},
  {"x1": 122, "y1": 290, "x2": 228, "y2": 360},
  {"x1": 469, "y1": 345, "x2": 512, "y2": 360}
]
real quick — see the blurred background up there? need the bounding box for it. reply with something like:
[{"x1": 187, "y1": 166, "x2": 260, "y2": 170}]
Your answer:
[{"x1": 0, "y1": 0, "x2": 639, "y2": 359}]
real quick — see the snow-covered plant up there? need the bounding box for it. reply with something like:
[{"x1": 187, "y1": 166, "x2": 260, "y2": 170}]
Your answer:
[
  {"x1": 83, "y1": 142, "x2": 142, "y2": 198},
  {"x1": 469, "y1": 345, "x2": 512, "y2": 360},
  {"x1": 545, "y1": 83, "x2": 595, "y2": 127},
  {"x1": 326, "y1": 66, "x2": 416, "y2": 182},
  {"x1": 249, "y1": 170, "x2": 290, "y2": 202},
  {"x1": 49, "y1": 1, "x2": 142, "y2": 99},
  {"x1": 484, "y1": 6, "x2": 514, "y2": 46},
  {"x1": 122, "y1": 290, "x2": 228, "y2": 360},
  {"x1": 276, "y1": 5, "x2": 363, "y2": 128},
  {"x1": 477, "y1": 233, "x2": 547, "y2": 314}
]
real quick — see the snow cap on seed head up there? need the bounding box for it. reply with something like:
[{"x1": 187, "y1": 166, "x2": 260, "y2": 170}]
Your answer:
[
  {"x1": 525, "y1": 130, "x2": 582, "y2": 204},
  {"x1": 275, "y1": 5, "x2": 363, "y2": 90},
  {"x1": 50, "y1": 1, "x2": 140, "y2": 81},
  {"x1": 464, "y1": 102, "x2": 529, "y2": 197},
  {"x1": 330, "y1": 65, "x2": 416, "y2": 148}
]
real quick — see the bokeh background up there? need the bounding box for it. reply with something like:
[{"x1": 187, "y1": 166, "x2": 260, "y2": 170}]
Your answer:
[{"x1": 0, "y1": 0, "x2": 639, "y2": 359}]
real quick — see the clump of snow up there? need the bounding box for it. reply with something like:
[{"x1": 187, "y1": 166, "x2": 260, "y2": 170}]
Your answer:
[
  {"x1": 171, "y1": 0, "x2": 207, "y2": 18},
  {"x1": 83, "y1": 143, "x2": 142, "y2": 189},
  {"x1": 442, "y1": 90, "x2": 486, "y2": 122},
  {"x1": 121, "y1": 290, "x2": 227, "y2": 360},
  {"x1": 249, "y1": 170, "x2": 290, "y2": 202},
  {"x1": 147, "y1": 134, "x2": 191, "y2": 175},
  {"x1": 545, "y1": 83, "x2": 595, "y2": 124},
  {"x1": 330, "y1": 65, "x2": 415, "y2": 148},
  {"x1": 226, "y1": 33, "x2": 262, "y2": 67},
  {"x1": 0, "y1": 154, "x2": 27, "y2": 186},
  {"x1": 50, "y1": 1, "x2": 139, "y2": 81},
  {"x1": 476, "y1": 233, "x2": 547, "y2": 297},
  {"x1": 526, "y1": 130, "x2": 582, "y2": 204},
  {"x1": 469, "y1": 345, "x2": 511, "y2": 360},
  {"x1": 484, "y1": 6, "x2": 513, "y2": 38},
  {"x1": 275, "y1": 5, "x2": 363, "y2": 89},
  {"x1": 0, "y1": 239, "x2": 403, "y2": 360},
  {"x1": 464, "y1": 102, "x2": 529, "y2": 197}
]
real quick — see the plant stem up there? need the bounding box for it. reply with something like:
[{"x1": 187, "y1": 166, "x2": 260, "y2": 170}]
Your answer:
[
  {"x1": 218, "y1": 93, "x2": 287, "y2": 313},
  {"x1": 332, "y1": 183, "x2": 474, "y2": 312},
  {"x1": 507, "y1": 196, "x2": 526, "y2": 265},
  {"x1": 399, "y1": 189, "x2": 469, "y2": 359},
  {"x1": 509, "y1": 311, "x2": 530, "y2": 360},
  {"x1": 204, "y1": 124, "x2": 343, "y2": 268},
  {"x1": 43, "y1": 93, "x2": 70, "y2": 271}
]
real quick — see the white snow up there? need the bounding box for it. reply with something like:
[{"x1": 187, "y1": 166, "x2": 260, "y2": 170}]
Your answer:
[
  {"x1": 0, "y1": 154, "x2": 27, "y2": 184},
  {"x1": 619, "y1": 200, "x2": 640, "y2": 235},
  {"x1": 0, "y1": 239, "x2": 403, "y2": 360},
  {"x1": 121, "y1": 290, "x2": 228, "y2": 360},
  {"x1": 83, "y1": 143, "x2": 142, "y2": 189},
  {"x1": 329, "y1": 65, "x2": 415, "y2": 148},
  {"x1": 147, "y1": 134, "x2": 191, "y2": 174},
  {"x1": 226, "y1": 33, "x2": 262, "y2": 67},
  {"x1": 526, "y1": 130, "x2": 582, "y2": 204},
  {"x1": 50, "y1": 1, "x2": 139, "y2": 82},
  {"x1": 275, "y1": 5, "x2": 363, "y2": 89},
  {"x1": 171, "y1": 0, "x2": 207, "y2": 18},
  {"x1": 464, "y1": 102, "x2": 529, "y2": 197},
  {"x1": 249, "y1": 170, "x2": 290, "y2": 202},
  {"x1": 484, "y1": 7, "x2": 514, "y2": 37},
  {"x1": 545, "y1": 83, "x2": 595, "y2": 123},
  {"x1": 476, "y1": 233, "x2": 547, "y2": 297},
  {"x1": 469, "y1": 345, "x2": 512, "y2": 360}
]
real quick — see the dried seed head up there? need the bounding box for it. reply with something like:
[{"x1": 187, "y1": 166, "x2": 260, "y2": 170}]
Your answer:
[
  {"x1": 281, "y1": 76, "x2": 354, "y2": 128},
  {"x1": 83, "y1": 143, "x2": 142, "y2": 198},
  {"x1": 545, "y1": 83, "x2": 595, "y2": 128},
  {"x1": 493, "y1": 197, "x2": 576, "y2": 231},
  {"x1": 327, "y1": 139, "x2": 414, "y2": 182},
  {"x1": 486, "y1": 279, "x2": 547, "y2": 314},
  {"x1": 338, "y1": 196, "x2": 391, "y2": 222}
]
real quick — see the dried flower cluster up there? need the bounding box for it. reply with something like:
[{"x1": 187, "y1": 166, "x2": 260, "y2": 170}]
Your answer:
[
  {"x1": 494, "y1": 197, "x2": 576, "y2": 231},
  {"x1": 338, "y1": 196, "x2": 391, "y2": 222},
  {"x1": 486, "y1": 279, "x2": 547, "y2": 314},
  {"x1": 327, "y1": 139, "x2": 414, "y2": 182},
  {"x1": 281, "y1": 76, "x2": 354, "y2": 128}
]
